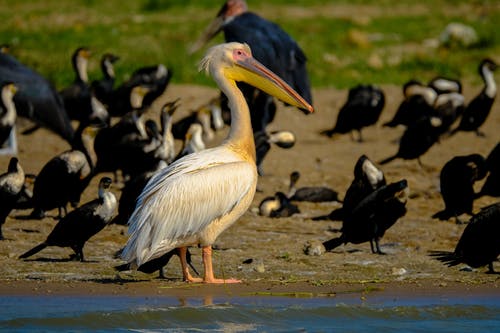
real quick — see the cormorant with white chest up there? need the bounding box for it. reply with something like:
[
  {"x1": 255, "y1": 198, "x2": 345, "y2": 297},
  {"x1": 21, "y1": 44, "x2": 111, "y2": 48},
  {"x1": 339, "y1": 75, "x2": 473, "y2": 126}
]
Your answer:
[
  {"x1": 0, "y1": 157, "x2": 25, "y2": 240},
  {"x1": 322, "y1": 179, "x2": 409, "y2": 254},
  {"x1": 449, "y1": 58, "x2": 497, "y2": 137},
  {"x1": 313, "y1": 155, "x2": 386, "y2": 222},
  {"x1": 19, "y1": 177, "x2": 117, "y2": 261}
]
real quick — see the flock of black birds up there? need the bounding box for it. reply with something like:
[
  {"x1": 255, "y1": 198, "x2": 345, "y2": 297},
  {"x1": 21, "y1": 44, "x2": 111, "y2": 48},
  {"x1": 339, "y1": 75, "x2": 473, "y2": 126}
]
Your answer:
[{"x1": 0, "y1": 0, "x2": 499, "y2": 278}]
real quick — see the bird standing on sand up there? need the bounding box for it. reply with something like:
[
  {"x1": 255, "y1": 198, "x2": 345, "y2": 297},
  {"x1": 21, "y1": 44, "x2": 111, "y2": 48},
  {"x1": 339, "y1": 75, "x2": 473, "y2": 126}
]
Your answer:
[
  {"x1": 449, "y1": 58, "x2": 497, "y2": 137},
  {"x1": 288, "y1": 171, "x2": 340, "y2": 203},
  {"x1": 119, "y1": 42, "x2": 313, "y2": 284},
  {"x1": 430, "y1": 202, "x2": 500, "y2": 273},
  {"x1": 190, "y1": 0, "x2": 313, "y2": 132},
  {"x1": 19, "y1": 177, "x2": 117, "y2": 261},
  {"x1": 477, "y1": 142, "x2": 500, "y2": 198},
  {"x1": 321, "y1": 84, "x2": 385, "y2": 142},
  {"x1": 322, "y1": 179, "x2": 409, "y2": 254},
  {"x1": 432, "y1": 154, "x2": 487, "y2": 223},
  {"x1": 379, "y1": 116, "x2": 443, "y2": 166},
  {"x1": 313, "y1": 155, "x2": 386, "y2": 222},
  {"x1": 0, "y1": 157, "x2": 25, "y2": 240},
  {"x1": 259, "y1": 191, "x2": 300, "y2": 218},
  {"x1": 26, "y1": 125, "x2": 98, "y2": 219}
]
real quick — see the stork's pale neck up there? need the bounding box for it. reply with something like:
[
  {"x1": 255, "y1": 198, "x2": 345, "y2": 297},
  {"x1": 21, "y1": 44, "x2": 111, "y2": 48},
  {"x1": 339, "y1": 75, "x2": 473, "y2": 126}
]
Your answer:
[{"x1": 219, "y1": 78, "x2": 256, "y2": 162}]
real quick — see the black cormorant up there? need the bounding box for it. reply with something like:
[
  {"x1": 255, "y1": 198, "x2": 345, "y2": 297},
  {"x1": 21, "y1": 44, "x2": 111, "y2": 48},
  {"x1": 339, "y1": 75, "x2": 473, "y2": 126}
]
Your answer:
[
  {"x1": 155, "y1": 100, "x2": 179, "y2": 165},
  {"x1": 108, "y1": 64, "x2": 172, "y2": 117},
  {"x1": 430, "y1": 202, "x2": 500, "y2": 273},
  {"x1": 111, "y1": 161, "x2": 167, "y2": 226},
  {"x1": 59, "y1": 47, "x2": 93, "y2": 122},
  {"x1": 432, "y1": 154, "x2": 487, "y2": 223},
  {"x1": 174, "y1": 123, "x2": 206, "y2": 161},
  {"x1": 254, "y1": 130, "x2": 296, "y2": 176},
  {"x1": 287, "y1": 171, "x2": 340, "y2": 203},
  {"x1": 19, "y1": 177, "x2": 117, "y2": 261},
  {"x1": 259, "y1": 191, "x2": 300, "y2": 218},
  {"x1": 383, "y1": 80, "x2": 437, "y2": 128},
  {"x1": 428, "y1": 76, "x2": 462, "y2": 95},
  {"x1": 26, "y1": 124, "x2": 98, "y2": 219},
  {"x1": 432, "y1": 91, "x2": 465, "y2": 134},
  {"x1": 477, "y1": 142, "x2": 500, "y2": 198},
  {"x1": 92, "y1": 105, "x2": 150, "y2": 180},
  {"x1": 313, "y1": 155, "x2": 386, "y2": 221},
  {"x1": 449, "y1": 58, "x2": 498, "y2": 137},
  {"x1": 322, "y1": 179, "x2": 409, "y2": 254},
  {"x1": 379, "y1": 116, "x2": 443, "y2": 166},
  {"x1": 321, "y1": 84, "x2": 385, "y2": 141},
  {"x1": 0, "y1": 157, "x2": 25, "y2": 240},
  {"x1": 91, "y1": 53, "x2": 120, "y2": 107}
]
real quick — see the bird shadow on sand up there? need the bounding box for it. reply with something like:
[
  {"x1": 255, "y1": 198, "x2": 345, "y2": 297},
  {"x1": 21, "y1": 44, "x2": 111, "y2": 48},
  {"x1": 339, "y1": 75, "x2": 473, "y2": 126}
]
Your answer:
[
  {"x1": 19, "y1": 257, "x2": 100, "y2": 263},
  {"x1": 13, "y1": 213, "x2": 61, "y2": 221},
  {"x1": 87, "y1": 276, "x2": 185, "y2": 285}
]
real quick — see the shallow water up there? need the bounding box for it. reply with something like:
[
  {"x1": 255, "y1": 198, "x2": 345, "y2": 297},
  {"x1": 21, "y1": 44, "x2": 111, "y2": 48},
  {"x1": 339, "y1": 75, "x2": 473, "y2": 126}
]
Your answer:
[{"x1": 1, "y1": 293, "x2": 499, "y2": 332}]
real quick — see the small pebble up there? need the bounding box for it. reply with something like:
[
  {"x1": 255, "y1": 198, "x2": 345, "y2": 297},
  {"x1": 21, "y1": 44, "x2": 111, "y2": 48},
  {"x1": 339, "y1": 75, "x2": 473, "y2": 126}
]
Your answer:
[{"x1": 303, "y1": 240, "x2": 325, "y2": 256}]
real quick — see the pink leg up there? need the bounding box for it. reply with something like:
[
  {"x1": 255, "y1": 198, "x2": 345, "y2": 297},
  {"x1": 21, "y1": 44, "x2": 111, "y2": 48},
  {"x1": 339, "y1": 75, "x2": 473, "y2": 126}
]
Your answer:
[
  {"x1": 179, "y1": 247, "x2": 202, "y2": 283},
  {"x1": 202, "y1": 245, "x2": 241, "y2": 284}
]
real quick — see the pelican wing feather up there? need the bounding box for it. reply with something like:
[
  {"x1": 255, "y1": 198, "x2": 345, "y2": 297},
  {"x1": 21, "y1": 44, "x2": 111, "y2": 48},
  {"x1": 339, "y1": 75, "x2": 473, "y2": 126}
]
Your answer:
[{"x1": 122, "y1": 147, "x2": 255, "y2": 266}]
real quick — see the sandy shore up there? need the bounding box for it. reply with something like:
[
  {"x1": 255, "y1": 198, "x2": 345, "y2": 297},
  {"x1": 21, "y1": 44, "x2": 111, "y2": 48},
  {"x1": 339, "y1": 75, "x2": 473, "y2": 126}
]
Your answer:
[
  {"x1": 0, "y1": 279, "x2": 498, "y2": 300},
  {"x1": 1, "y1": 84, "x2": 499, "y2": 298}
]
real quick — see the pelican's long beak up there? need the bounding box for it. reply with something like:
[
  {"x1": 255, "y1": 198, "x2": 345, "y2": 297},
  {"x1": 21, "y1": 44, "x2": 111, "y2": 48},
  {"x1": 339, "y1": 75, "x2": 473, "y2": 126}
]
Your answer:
[
  {"x1": 230, "y1": 51, "x2": 314, "y2": 113},
  {"x1": 189, "y1": 16, "x2": 224, "y2": 54}
]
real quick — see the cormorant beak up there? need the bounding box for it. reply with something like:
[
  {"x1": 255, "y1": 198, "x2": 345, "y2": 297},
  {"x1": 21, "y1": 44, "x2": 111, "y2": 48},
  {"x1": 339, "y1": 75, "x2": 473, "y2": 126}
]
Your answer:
[
  {"x1": 163, "y1": 98, "x2": 181, "y2": 116},
  {"x1": 229, "y1": 47, "x2": 314, "y2": 113},
  {"x1": 80, "y1": 48, "x2": 91, "y2": 59},
  {"x1": 189, "y1": 15, "x2": 225, "y2": 54},
  {"x1": 394, "y1": 179, "x2": 409, "y2": 203}
]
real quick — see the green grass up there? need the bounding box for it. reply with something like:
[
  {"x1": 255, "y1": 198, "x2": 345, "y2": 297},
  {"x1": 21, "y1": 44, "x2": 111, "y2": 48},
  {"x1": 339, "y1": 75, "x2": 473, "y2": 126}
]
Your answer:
[{"x1": 0, "y1": 0, "x2": 498, "y2": 89}]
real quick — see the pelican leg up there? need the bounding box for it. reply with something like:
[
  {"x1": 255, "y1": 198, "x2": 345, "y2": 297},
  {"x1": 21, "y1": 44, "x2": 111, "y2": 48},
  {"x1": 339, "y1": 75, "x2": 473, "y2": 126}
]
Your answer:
[
  {"x1": 201, "y1": 245, "x2": 241, "y2": 284},
  {"x1": 179, "y1": 247, "x2": 202, "y2": 283}
]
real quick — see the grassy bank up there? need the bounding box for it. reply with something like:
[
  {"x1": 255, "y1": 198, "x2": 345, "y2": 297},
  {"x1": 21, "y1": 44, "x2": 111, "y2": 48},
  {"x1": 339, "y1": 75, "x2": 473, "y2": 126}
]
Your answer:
[{"x1": 0, "y1": 0, "x2": 498, "y2": 89}]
